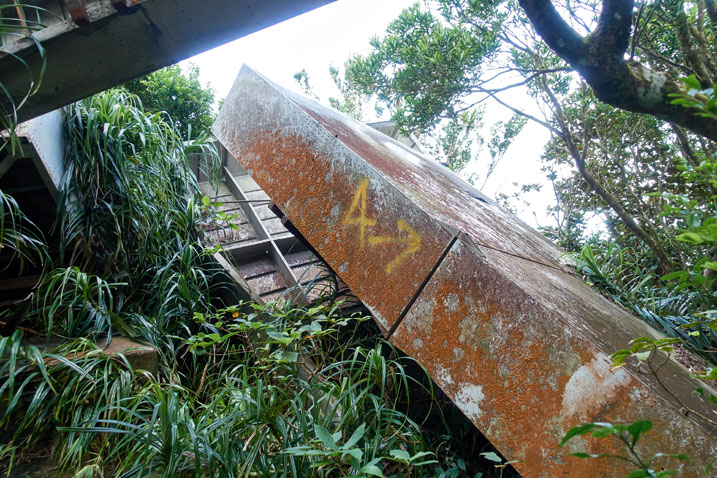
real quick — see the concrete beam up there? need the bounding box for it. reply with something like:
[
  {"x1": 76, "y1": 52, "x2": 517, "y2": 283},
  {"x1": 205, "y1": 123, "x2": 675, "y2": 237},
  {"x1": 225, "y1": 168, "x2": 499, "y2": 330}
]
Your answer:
[
  {"x1": 213, "y1": 65, "x2": 717, "y2": 477},
  {"x1": 12, "y1": 110, "x2": 66, "y2": 199},
  {"x1": 0, "y1": 0, "x2": 334, "y2": 122}
]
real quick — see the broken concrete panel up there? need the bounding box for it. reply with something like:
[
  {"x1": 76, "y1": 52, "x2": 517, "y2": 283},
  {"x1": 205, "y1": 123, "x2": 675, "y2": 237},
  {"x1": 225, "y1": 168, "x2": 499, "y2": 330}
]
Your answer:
[
  {"x1": 1, "y1": 0, "x2": 335, "y2": 123},
  {"x1": 213, "y1": 66, "x2": 716, "y2": 477},
  {"x1": 392, "y1": 237, "x2": 716, "y2": 477}
]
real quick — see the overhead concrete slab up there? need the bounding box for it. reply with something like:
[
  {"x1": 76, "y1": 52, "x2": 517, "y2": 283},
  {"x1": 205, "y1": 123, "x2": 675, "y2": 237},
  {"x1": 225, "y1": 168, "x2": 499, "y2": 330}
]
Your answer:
[
  {"x1": 213, "y1": 65, "x2": 716, "y2": 477},
  {"x1": 0, "y1": 0, "x2": 334, "y2": 122}
]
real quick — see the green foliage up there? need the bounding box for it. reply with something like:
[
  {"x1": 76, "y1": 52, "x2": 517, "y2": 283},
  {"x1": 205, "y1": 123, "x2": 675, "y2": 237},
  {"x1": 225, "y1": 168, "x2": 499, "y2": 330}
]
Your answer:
[
  {"x1": 2, "y1": 90, "x2": 512, "y2": 478},
  {"x1": 610, "y1": 333, "x2": 717, "y2": 428},
  {"x1": 670, "y1": 75, "x2": 717, "y2": 121},
  {"x1": 123, "y1": 64, "x2": 215, "y2": 139},
  {"x1": 59, "y1": 88, "x2": 220, "y2": 300},
  {"x1": 571, "y1": 241, "x2": 716, "y2": 362},
  {"x1": 346, "y1": 2, "x2": 503, "y2": 132},
  {"x1": 559, "y1": 420, "x2": 690, "y2": 477},
  {"x1": 47, "y1": 303, "x2": 452, "y2": 477},
  {"x1": 421, "y1": 108, "x2": 484, "y2": 174},
  {"x1": 0, "y1": 188, "x2": 47, "y2": 274},
  {"x1": 293, "y1": 68, "x2": 319, "y2": 99},
  {"x1": 328, "y1": 64, "x2": 381, "y2": 121},
  {"x1": 35, "y1": 267, "x2": 120, "y2": 339},
  {"x1": 484, "y1": 115, "x2": 528, "y2": 188},
  {"x1": 0, "y1": 332, "x2": 137, "y2": 472}
]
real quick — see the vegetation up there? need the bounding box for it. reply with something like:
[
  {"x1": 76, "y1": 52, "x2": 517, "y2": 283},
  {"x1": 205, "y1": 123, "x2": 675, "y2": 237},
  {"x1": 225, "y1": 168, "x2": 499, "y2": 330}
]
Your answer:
[
  {"x1": 559, "y1": 420, "x2": 691, "y2": 477},
  {"x1": 2, "y1": 1, "x2": 716, "y2": 476},
  {"x1": 123, "y1": 64, "x2": 216, "y2": 139},
  {"x1": 0, "y1": 3, "x2": 46, "y2": 155}
]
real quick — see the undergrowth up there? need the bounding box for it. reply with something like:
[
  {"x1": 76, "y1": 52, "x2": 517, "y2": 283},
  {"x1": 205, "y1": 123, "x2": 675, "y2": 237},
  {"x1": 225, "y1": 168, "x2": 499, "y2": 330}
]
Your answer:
[
  {"x1": 0, "y1": 89, "x2": 513, "y2": 477},
  {"x1": 571, "y1": 240, "x2": 717, "y2": 366}
]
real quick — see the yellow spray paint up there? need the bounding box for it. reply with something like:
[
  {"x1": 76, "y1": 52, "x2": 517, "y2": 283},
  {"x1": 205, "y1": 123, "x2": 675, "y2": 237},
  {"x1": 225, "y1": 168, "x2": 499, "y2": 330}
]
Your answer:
[
  {"x1": 343, "y1": 177, "x2": 376, "y2": 249},
  {"x1": 343, "y1": 178, "x2": 422, "y2": 273},
  {"x1": 369, "y1": 219, "x2": 421, "y2": 273}
]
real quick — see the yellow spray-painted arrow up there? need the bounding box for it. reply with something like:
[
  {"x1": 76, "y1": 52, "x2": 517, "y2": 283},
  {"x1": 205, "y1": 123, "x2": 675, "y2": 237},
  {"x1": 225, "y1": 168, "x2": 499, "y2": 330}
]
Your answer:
[{"x1": 368, "y1": 219, "x2": 421, "y2": 274}]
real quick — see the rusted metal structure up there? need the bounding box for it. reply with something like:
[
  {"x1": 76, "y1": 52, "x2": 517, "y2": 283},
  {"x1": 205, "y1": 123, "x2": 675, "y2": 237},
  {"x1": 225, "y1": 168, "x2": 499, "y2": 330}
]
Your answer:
[
  {"x1": 214, "y1": 66, "x2": 717, "y2": 477},
  {"x1": 0, "y1": 0, "x2": 334, "y2": 122}
]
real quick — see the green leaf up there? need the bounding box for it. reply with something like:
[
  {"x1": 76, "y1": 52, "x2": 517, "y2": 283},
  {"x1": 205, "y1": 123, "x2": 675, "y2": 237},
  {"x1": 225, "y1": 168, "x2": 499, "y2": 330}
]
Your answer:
[
  {"x1": 345, "y1": 423, "x2": 366, "y2": 448},
  {"x1": 359, "y1": 464, "x2": 384, "y2": 477},
  {"x1": 560, "y1": 424, "x2": 598, "y2": 448},
  {"x1": 570, "y1": 452, "x2": 591, "y2": 458},
  {"x1": 345, "y1": 447, "x2": 363, "y2": 463},
  {"x1": 676, "y1": 232, "x2": 704, "y2": 245},
  {"x1": 661, "y1": 271, "x2": 686, "y2": 281},
  {"x1": 480, "y1": 451, "x2": 502, "y2": 462},
  {"x1": 315, "y1": 425, "x2": 338, "y2": 451},
  {"x1": 682, "y1": 74, "x2": 702, "y2": 91},
  {"x1": 390, "y1": 449, "x2": 411, "y2": 461},
  {"x1": 627, "y1": 420, "x2": 652, "y2": 446},
  {"x1": 590, "y1": 427, "x2": 614, "y2": 438}
]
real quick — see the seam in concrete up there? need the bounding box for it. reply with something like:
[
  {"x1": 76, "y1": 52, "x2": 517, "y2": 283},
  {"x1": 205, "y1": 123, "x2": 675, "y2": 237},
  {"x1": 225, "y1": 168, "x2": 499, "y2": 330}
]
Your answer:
[
  {"x1": 471, "y1": 239, "x2": 563, "y2": 271},
  {"x1": 387, "y1": 234, "x2": 459, "y2": 339}
]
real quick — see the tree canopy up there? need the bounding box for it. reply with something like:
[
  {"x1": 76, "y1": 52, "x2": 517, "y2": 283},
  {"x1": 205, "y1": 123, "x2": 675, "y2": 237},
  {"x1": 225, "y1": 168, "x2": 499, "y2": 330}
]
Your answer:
[
  {"x1": 347, "y1": 0, "x2": 716, "y2": 140},
  {"x1": 124, "y1": 64, "x2": 215, "y2": 139}
]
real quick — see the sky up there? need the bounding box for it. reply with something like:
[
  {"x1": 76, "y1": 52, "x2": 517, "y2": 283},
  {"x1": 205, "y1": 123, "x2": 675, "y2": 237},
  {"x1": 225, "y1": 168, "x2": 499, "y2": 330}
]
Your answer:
[{"x1": 181, "y1": 0, "x2": 555, "y2": 228}]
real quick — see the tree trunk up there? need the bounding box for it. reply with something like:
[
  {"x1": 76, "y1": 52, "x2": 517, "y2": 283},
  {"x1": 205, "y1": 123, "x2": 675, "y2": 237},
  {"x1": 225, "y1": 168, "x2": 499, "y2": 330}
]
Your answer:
[{"x1": 538, "y1": 77, "x2": 677, "y2": 273}]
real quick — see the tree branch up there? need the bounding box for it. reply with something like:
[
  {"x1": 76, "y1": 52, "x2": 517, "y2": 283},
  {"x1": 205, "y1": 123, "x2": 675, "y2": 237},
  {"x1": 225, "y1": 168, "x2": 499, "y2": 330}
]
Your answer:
[
  {"x1": 516, "y1": 0, "x2": 585, "y2": 63},
  {"x1": 518, "y1": 0, "x2": 717, "y2": 140}
]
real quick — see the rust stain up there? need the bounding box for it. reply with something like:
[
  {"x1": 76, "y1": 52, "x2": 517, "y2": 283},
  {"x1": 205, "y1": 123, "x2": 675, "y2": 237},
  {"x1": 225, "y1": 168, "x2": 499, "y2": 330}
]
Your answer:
[
  {"x1": 391, "y1": 240, "x2": 714, "y2": 477},
  {"x1": 237, "y1": 129, "x2": 451, "y2": 331},
  {"x1": 65, "y1": 0, "x2": 90, "y2": 25},
  {"x1": 213, "y1": 66, "x2": 717, "y2": 478},
  {"x1": 295, "y1": 98, "x2": 562, "y2": 269}
]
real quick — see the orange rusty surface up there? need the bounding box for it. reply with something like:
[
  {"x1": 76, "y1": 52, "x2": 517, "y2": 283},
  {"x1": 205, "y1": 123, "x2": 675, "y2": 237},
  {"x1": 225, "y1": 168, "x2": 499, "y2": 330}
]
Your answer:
[
  {"x1": 391, "y1": 238, "x2": 716, "y2": 477},
  {"x1": 238, "y1": 130, "x2": 453, "y2": 330},
  {"x1": 214, "y1": 66, "x2": 717, "y2": 478},
  {"x1": 213, "y1": 68, "x2": 455, "y2": 330},
  {"x1": 288, "y1": 93, "x2": 561, "y2": 269}
]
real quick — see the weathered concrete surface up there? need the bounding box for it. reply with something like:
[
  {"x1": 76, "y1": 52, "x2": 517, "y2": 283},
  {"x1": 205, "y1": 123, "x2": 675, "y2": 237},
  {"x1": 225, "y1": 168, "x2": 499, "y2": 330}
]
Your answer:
[
  {"x1": 98, "y1": 336, "x2": 157, "y2": 375},
  {"x1": 213, "y1": 66, "x2": 717, "y2": 477},
  {"x1": 11, "y1": 110, "x2": 66, "y2": 198},
  {"x1": 0, "y1": 0, "x2": 334, "y2": 122}
]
